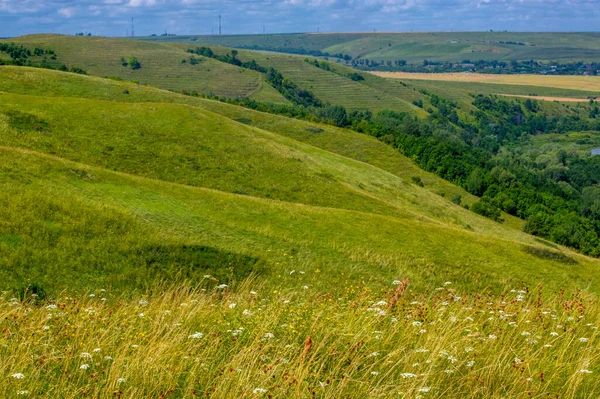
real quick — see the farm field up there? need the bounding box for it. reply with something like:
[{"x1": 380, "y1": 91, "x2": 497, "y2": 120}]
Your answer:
[{"x1": 373, "y1": 72, "x2": 600, "y2": 92}]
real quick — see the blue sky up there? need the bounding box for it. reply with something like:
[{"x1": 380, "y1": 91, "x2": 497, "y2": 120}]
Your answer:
[{"x1": 0, "y1": 0, "x2": 598, "y2": 37}]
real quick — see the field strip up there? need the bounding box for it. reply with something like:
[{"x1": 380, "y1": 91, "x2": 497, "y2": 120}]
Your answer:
[
  {"x1": 497, "y1": 94, "x2": 594, "y2": 102},
  {"x1": 371, "y1": 72, "x2": 600, "y2": 92}
]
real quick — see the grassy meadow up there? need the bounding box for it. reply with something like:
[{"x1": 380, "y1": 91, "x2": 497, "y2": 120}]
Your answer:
[
  {"x1": 2, "y1": 282, "x2": 600, "y2": 398},
  {"x1": 2, "y1": 45, "x2": 600, "y2": 397}
]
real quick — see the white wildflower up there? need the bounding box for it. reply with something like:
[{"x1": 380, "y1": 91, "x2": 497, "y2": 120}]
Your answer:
[
  {"x1": 253, "y1": 388, "x2": 268, "y2": 394},
  {"x1": 264, "y1": 333, "x2": 275, "y2": 339},
  {"x1": 11, "y1": 373, "x2": 25, "y2": 379},
  {"x1": 188, "y1": 332, "x2": 204, "y2": 339},
  {"x1": 400, "y1": 373, "x2": 417, "y2": 378},
  {"x1": 79, "y1": 364, "x2": 90, "y2": 370},
  {"x1": 215, "y1": 284, "x2": 228, "y2": 290},
  {"x1": 229, "y1": 303, "x2": 237, "y2": 309}
]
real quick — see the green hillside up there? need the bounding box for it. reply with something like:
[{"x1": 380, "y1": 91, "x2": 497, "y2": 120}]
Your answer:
[
  {"x1": 9, "y1": 34, "x2": 288, "y2": 103},
  {"x1": 143, "y1": 32, "x2": 600, "y2": 63},
  {"x1": 1, "y1": 66, "x2": 599, "y2": 295}
]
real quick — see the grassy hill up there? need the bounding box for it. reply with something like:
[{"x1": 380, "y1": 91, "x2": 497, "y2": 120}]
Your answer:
[
  {"x1": 9, "y1": 34, "x2": 288, "y2": 103},
  {"x1": 144, "y1": 32, "x2": 600, "y2": 63},
  {"x1": 1, "y1": 66, "x2": 599, "y2": 295}
]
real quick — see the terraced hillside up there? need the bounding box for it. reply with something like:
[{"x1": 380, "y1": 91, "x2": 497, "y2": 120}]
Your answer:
[
  {"x1": 2, "y1": 66, "x2": 599, "y2": 294},
  {"x1": 192, "y1": 44, "x2": 428, "y2": 113}
]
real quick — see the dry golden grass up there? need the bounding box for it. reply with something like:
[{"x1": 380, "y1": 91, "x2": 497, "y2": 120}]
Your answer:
[
  {"x1": 372, "y1": 72, "x2": 600, "y2": 92},
  {"x1": 2, "y1": 280, "x2": 600, "y2": 398}
]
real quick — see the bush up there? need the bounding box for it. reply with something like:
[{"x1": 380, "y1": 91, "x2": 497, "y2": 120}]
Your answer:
[
  {"x1": 17, "y1": 281, "x2": 48, "y2": 303},
  {"x1": 471, "y1": 197, "x2": 503, "y2": 222},
  {"x1": 411, "y1": 176, "x2": 424, "y2": 187}
]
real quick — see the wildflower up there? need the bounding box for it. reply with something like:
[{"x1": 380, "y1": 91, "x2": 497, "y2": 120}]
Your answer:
[
  {"x1": 443, "y1": 369, "x2": 454, "y2": 374},
  {"x1": 250, "y1": 291, "x2": 257, "y2": 295},
  {"x1": 89, "y1": 294, "x2": 96, "y2": 298},
  {"x1": 419, "y1": 329, "x2": 427, "y2": 334},
  {"x1": 17, "y1": 391, "x2": 30, "y2": 395},
  {"x1": 80, "y1": 352, "x2": 92, "y2": 359},
  {"x1": 93, "y1": 348, "x2": 101, "y2": 352},
  {"x1": 80, "y1": 364, "x2": 90, "y2": 370},
  {"x1": 43, "y1": 325, "x2": 50, "y2": 331},
  {"x1": 466, "y1": 361, "x2": 475, "y2": 367},
  {"x1": 203, "y1": 275, "x2": 211, "y2": 278},
  {"x1": 400, "y1": 373, "x2": 417, "y2": 378},
  {"x1": 444, "y1": 281, "x2": 452, "y2": 285},
  {"x1": 580, "y1": 369, "x2": 592, "y2": 374},
  {"x1": 188, "y1": 332, "x2": 204, "y2": 339},
  {"x1": 579, "y1": 338, "x2": 589, "y2": 342},
  {"x1": 11, "y1": 373, "x2": 25, "y2": 379},
  {"x1": 138, "y1": 313, "x2": 144, "y2": 318},
  {"x1": 229, "y1": 303, "x2": 237, "y2": 309},
  {"x1": 514, "y1": 358, "x2": 523, "y2": 365},
  {"x1": 303, "y1": 286, "x2": 309, "y2": 290},
  {"x1": 418, "y1": 387, "x2": 432, "y2": 393},
  {"x1": 371, "y1": 371, "x2": 379, "y2": 376},
  {"x1": 550, "y1": 332, "x2": 559, "y2": 336},
  {"x1": 215, "y1": 284, "x2": 228, "y2": 290},
  {"x1": 521, "y1": 331, "x2": 531, "y2": 336},
  {"x1": 243, "y1": 309, "x2": 252, "y2": 316},
  {"x1": 46, "y1": 304, "x2": 58, "y2": 310},
  {"x1": 415, "y1": 348, "x2": 429, "y2": 353},
  {"x1": 393, "y1": 280, "x2": 402, "y2": 285},
  {"x1": 117, "y1": 377, "x2": 127, "y2": 383},
  {"x1": 465, "y1": 347, "x2": 474, "y2": 352},
  {"x1": 375, "y1": 301, "x2": 387, "y2": 307},
  {"x1": 264, "y1": 333, "x2": 275, "y2": 339},
  {"x1": 412, "y1": 321, "x2": 423, "y2": 327},
  {"x1": 447, "y1": 356, "x2": 457, "y2": 363},
  {"x1": 104, "y1": 356, "x2": 113, "y2": 360},
  {"x1": 368, "y1": 352, "x2": 380, "y2": 358},
  {"x1": 253, "y1": 388, "x2": 268, "y2": 394},
  {"x1": 131, "y1": 345, "x2": 139, "y2": 348},
  {"x1": 138, "y1": 299, "x2": 148, "y2": 305}
]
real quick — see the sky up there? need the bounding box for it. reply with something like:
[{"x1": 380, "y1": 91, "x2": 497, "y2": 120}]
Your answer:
[{"x1": 0, "y1": 0, "x2": 598, "y2": 38}]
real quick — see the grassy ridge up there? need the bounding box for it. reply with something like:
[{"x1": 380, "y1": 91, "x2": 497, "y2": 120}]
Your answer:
[{"x1": 143, "y1": 32, "x2": 600, "y2": 63}]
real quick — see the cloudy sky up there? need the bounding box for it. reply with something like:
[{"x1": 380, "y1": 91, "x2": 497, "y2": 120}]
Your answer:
[{"x1": 0, "y1": 0, "x2": 598, "y2": 37}]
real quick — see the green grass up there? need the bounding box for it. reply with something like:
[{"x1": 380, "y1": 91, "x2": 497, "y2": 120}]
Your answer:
[
  {"x1": 1, "y1": 67, "x2": 600, "y2": 295},
  {"x1": 2, "y1": 146, "x2": 599, "y2": 295},
  {"x1": 0, "y1": 66, "x2": 521, "y2": 227}
]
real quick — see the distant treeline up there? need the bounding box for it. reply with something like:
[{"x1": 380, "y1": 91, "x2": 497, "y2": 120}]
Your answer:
[
  {"x1": 354, "y1": 58, "x2": 600, "y2": 75},
  {"x1": 230, "y1": 44, "x2": 352, "y2": 61}
]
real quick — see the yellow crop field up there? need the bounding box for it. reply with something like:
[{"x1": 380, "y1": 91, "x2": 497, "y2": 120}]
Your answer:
[{"x1": 372, "y1": 71, "x2": 600, "y2": 92}]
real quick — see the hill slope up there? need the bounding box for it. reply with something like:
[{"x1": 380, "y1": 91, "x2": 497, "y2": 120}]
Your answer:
[{"x1": 1, "y1": 66, "x2": 599, "y2": 294}]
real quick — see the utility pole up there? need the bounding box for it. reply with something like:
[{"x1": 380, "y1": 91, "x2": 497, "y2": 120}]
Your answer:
[
  {"x1": 219, "y1": 15, "x2": 222, "y2": 35},
  {"x1": 131, "y1": 17, "x2": 135, "y2": 37}
]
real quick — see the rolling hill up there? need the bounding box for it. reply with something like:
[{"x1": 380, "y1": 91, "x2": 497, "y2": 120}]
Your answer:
[
  {"x1": 143, "y1": 32, "x2": 600, "y2": 63},
  {"x1": 1, "y1": 66, "x2": 600, "y2": 295}
]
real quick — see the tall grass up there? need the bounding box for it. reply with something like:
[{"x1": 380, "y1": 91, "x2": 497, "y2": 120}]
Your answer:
[{"x1": 2, "y1": 279, "x2": 598, "y2": 398}]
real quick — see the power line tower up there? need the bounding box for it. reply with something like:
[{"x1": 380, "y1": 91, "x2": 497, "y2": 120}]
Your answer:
[
  {"x1": 219, "y1": 15, "x2": 222, "y2": 35},
  {"x1": 131, "y1": 17, "x2": 135, "y2": 37}
]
